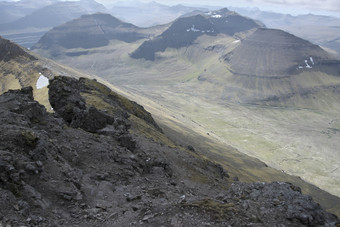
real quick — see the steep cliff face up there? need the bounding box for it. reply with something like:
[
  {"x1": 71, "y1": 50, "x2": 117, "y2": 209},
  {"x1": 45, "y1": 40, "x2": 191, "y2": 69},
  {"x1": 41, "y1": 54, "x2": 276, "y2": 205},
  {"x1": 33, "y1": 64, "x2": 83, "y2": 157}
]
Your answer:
[{"x1": 0, "y1": 77, "x2": 338, "y2": 226}]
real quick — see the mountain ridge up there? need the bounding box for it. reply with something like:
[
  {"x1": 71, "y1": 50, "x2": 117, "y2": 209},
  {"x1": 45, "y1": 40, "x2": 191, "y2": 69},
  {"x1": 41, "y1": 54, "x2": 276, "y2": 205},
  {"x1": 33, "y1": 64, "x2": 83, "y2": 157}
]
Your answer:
[
  {"x1": 31, "y1": 13, "x2": 155, "y2": 56},
  {"x1": 131, "y1": 8, "x2": 263, "y2": 60}
]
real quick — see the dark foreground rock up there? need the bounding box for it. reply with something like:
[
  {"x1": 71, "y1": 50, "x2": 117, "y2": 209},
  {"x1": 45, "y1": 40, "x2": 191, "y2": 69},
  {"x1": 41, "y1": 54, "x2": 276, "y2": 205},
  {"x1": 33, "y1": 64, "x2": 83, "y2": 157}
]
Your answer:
[{"x1": 0, "y1": 77, "x2": 338, "y2": 226}]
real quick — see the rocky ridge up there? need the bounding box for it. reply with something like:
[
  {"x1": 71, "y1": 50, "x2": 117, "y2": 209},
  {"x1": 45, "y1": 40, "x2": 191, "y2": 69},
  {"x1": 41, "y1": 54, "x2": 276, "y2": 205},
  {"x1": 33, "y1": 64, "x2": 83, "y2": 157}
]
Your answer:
[{"x1": 0, "y1": 76, "x2": 338, "y2": 226}]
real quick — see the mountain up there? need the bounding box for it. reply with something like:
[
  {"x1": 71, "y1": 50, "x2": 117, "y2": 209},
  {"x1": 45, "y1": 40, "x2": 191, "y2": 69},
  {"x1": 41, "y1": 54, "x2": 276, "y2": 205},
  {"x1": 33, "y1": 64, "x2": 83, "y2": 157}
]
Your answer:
[
  {"x1": 230, "y1": 7, "x2": 340, "y2": 57},
  {"x1": 31, "y1": 13, "x2": 161, "y2": 58},
  {"x1": 131, "y1": 8, "x2": 263, "y2": 60},
  {"x1": 30, "y1": 13, "x2": 170, "y2": 59},
  {"x1": 223, "y1": 28, "x2": 340, "y2": 103},
  {"x1": 30, "y1": 7, "x2": 340, "y2": 204},
  {"x1": 0, "y1": 0, "x2": 59, "y2": 24},
  {"x1": 110, "y1": 0, "x2": 208, "y2": 27},
  {"x1": 2, "y1": 36, "x2": 340, "y2": 226},
  {"x1": 0, "y1": 0, "x2": 107, "y2": 48}
]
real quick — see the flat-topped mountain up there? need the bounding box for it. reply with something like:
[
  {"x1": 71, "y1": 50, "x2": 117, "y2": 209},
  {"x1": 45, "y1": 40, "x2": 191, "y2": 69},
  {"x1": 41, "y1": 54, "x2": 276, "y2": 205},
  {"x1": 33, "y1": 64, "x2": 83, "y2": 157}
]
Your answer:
[
  {"x1": 32, "y1": 13, "x2": 148, "y2": 55},
  {"x1": 131, "y1": 8, "x2": 263, "y2": 60},
  {"x1": 230, "y1": 7, "x2": 340, "y2": 57},
  {"x1": 228, "y1": 28, "x2": 335, "y2": 78}
]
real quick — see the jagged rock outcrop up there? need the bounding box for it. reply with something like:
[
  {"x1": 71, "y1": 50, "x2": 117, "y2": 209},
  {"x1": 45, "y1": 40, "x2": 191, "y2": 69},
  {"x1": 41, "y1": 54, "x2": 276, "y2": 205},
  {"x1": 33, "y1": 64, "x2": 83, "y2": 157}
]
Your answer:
[{"x1": 0, "y1": 77, "x2": 339, "y2": 226}]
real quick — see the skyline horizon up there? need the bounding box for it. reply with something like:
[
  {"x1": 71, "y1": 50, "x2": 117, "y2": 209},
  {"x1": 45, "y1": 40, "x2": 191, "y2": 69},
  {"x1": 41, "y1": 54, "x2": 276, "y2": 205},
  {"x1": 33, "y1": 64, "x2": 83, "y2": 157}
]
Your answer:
[{"x1": 0, "y1": 0, "x2": 339, "y2": 18}]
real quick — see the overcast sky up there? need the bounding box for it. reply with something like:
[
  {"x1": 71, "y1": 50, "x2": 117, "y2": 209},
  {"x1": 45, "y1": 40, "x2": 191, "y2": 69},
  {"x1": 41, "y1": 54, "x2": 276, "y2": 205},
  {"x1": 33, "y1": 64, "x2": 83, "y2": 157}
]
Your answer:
[
  {"x1": 1, "y1": 0, "x2": 339, "y2": 17},
  {"x1": 97, "y1": 0, "x2": 340, "y2": 17}
]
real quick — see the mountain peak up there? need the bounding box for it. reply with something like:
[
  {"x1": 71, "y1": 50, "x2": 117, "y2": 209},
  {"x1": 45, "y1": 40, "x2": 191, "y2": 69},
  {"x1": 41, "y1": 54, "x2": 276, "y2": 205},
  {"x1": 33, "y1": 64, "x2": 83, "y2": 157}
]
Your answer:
[
  {"x1": 32, "y1": 13, "x2": 146, "y2": 52},
  {"x1": 131, "y1": 9, "x2": 263, "y2": 60},
  {"x1": 228, "y1": 27, "x2": 335, "y2": 78}
]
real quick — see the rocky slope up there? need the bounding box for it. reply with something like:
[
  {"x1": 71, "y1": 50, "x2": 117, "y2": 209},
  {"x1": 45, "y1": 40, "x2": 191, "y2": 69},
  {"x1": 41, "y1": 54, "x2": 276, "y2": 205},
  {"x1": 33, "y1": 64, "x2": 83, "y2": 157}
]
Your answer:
[
  {"x1": 131, "y1": 8, "x2": 263, "y2": 60},
  {"x1": 0, "y1": 76, "x2": 339, "y2": 226}
]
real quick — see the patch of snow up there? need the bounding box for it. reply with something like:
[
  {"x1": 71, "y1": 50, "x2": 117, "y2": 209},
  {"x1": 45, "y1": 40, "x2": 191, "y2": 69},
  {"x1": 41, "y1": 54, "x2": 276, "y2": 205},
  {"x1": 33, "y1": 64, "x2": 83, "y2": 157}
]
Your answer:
[
  {"x1": 233, "y1": 40, "x2": 240, "y2": 43},
  {"x1": 305, "y1": 60, "x2": 312, "y2": 69},
  {"x1": 310, "y1": 57, "x2": 314, "y2": 65},
  {"x1": 298, "y1": 66, "x2": 304, "y2": 69},
  {"x1": 212, "y1": 14, "x2": 222, "y2": 18},
  {"x1": 36, "y1": 74, "x2": 49, "y2": 89},
  {"x1": 186, "y1": 25, "x2": 200, "y2": 32}
]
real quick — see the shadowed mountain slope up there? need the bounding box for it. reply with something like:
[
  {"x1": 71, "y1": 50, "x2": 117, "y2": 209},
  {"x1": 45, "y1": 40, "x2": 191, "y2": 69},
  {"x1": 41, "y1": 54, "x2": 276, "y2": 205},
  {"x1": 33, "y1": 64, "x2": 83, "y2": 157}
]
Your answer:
[
  {"x1": 31, "y1": 13, "x2": 154, "y2": 56},
  {"x1": 130, "y1": 8, "x2": 263, "y2": 60}
]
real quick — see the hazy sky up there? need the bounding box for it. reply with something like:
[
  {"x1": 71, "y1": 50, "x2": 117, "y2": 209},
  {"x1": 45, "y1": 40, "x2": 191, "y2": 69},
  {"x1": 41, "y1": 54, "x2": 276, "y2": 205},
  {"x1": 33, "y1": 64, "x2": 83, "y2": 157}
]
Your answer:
[
  {"x1": 97, "y1": 0, "x2": 340, "y2": 16},
  {"x1": 0, "y1": 0, "x2": 339, "y2": 17}
]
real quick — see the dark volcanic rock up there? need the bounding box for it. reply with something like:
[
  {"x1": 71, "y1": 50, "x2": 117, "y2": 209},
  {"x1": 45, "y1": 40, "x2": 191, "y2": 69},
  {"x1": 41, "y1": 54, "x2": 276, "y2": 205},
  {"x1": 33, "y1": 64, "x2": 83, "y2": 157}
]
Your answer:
[
  {"x1": 0, "y1": 78, "x2": 339, "y2": 226},
  {"x1": 49, "y1": 76, "x2": 116, "y2": 133}
]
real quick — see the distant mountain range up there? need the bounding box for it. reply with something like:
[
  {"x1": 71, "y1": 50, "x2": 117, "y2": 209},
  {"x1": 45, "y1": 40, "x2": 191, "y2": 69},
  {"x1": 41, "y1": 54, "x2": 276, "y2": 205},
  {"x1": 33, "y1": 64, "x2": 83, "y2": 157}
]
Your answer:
[
  {"x1": 0, "y1": 0, "x2": 107, "y2": 48},
  {"x1": 31, "y1": 13, "x2": 162, "y2": 58},
  {"x1": 230, "y1": 7, "x2": 340, "y2": 57},
  {"x1": 110, "y1": 0, "x2": 208, "y2": 27},
  {"x1": 0, "y1": 0, "x2": 59, "y2": 24},
  {"x1": 1, "y1": 0, "x2": 339, "y2": 57}
]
